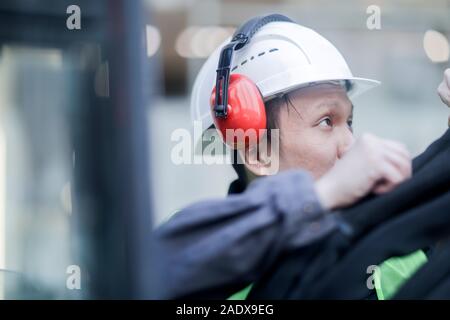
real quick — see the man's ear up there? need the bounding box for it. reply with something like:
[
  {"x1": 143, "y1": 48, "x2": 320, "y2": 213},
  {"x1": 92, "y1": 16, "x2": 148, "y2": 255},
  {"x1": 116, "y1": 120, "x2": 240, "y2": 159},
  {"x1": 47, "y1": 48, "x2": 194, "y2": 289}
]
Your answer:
[{"x1": 238, "y1": 132, "x2": 280, "y2": 176}]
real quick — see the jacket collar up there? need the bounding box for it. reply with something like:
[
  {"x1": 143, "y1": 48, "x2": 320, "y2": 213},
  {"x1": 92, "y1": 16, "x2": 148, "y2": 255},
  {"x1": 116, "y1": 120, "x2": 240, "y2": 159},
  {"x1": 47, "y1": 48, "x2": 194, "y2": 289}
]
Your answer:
[{"x1": 227, "y1": 178, "x2": 247, "y2": 195}]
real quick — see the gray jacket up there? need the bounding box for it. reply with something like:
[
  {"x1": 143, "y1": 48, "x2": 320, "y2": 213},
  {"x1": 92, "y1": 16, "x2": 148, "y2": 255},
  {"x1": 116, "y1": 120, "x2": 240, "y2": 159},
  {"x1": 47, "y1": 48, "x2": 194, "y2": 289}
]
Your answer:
[{"x1": 153, "y1": 170, "x2": 340, "y2": 299}]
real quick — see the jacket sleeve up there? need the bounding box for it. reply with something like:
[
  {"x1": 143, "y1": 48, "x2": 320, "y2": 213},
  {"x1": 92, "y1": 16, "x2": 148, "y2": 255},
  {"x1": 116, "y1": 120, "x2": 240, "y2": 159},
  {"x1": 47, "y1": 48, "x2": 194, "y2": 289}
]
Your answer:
[{"x1": 152, "y1": 170, "x2": 339, "y2": 299}]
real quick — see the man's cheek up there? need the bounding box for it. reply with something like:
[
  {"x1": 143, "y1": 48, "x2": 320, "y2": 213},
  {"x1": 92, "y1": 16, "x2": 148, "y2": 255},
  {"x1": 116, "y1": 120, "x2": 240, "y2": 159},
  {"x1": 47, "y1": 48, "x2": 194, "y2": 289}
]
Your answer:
[
  {"x1": 309, "y1": 146, "x2": 337, "y2": 177},
  {"x1": 297, "y1": 151, "x2": 329, "y2": 178}
]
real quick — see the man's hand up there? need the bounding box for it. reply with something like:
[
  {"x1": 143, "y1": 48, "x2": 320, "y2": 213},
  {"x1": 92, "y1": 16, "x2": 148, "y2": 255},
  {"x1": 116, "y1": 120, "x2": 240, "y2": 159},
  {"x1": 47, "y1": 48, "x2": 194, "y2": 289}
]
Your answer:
[
  {"x1": 315, "y1": 133, "x2": 412, "y2": 210},
  {"x1": 437, "y1": 68, "x2": 450, "y2": 126}
]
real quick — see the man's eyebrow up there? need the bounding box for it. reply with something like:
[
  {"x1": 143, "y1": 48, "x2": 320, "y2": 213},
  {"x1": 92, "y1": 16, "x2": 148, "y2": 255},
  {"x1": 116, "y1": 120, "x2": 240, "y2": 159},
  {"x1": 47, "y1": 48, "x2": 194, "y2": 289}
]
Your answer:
[
  {"x1": 314, "y1": 102, "x2": 338, "y2": 110},
  {"x1": 314, "y1": 101, "x2": 354, "y2": 116},
  {"x1": 314, "y1": 101, "x2": 348, "y2": 110}
]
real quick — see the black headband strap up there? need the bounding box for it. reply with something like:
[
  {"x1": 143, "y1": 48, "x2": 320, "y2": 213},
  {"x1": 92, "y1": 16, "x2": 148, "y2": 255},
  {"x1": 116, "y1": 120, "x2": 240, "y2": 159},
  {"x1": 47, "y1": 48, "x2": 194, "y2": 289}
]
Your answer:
[
  {"x1": 213, "y1": 14, "x2": 294, "y2": 118},
  {"x1": 232, "y1": 14, "x2": 293, "y2": 50}
]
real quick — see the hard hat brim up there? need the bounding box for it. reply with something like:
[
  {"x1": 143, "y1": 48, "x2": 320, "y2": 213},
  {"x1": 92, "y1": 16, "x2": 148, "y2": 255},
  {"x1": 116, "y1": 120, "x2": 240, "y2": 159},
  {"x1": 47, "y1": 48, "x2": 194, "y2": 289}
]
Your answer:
[{"x1": 346, "y1": 77, "x2": 381, "y2": 99}]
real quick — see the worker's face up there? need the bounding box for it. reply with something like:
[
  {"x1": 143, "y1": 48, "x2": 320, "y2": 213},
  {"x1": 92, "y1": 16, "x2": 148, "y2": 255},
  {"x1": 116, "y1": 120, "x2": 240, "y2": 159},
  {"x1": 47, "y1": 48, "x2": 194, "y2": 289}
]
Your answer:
[{"x1": 275, "y1": 84, "x2": 354, "y2": 179}]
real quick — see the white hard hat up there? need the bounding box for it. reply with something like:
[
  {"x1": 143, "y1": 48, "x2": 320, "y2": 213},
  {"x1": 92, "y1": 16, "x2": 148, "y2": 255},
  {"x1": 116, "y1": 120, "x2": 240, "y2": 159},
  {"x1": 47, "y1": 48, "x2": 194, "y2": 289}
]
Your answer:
[{"x1": 191, "y1": 21, "x2": 380, "y2": 132}]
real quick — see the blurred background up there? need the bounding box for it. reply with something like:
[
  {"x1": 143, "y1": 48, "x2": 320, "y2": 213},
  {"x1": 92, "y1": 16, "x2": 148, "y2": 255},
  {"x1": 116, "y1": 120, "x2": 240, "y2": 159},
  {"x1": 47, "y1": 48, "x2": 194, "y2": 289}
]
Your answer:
[{"x1": 0, "y1": 0, "x2": 448, "y2": 299}]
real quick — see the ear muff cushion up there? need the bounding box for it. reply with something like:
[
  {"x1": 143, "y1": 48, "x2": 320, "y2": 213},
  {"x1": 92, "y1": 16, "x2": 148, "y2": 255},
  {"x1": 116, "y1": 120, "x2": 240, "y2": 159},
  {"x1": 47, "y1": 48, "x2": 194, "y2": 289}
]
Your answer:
[{"x1": 210, "y1": 74, "x2": 266, "y2": 149}]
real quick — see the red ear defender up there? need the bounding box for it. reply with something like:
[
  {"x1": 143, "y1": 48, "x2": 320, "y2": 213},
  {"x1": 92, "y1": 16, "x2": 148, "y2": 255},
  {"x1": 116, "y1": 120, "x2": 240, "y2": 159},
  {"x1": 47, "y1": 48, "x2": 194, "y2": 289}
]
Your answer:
[{"x1": 210, "y1": 74, "x2": 266, "y2": 149}]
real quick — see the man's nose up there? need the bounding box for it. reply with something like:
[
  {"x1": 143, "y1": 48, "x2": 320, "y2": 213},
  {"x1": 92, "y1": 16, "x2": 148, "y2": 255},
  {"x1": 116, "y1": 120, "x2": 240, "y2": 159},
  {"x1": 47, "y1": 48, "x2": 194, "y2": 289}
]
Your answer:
[{"x1": 337, "y1": 130, "x2": 355, "y2": 159}]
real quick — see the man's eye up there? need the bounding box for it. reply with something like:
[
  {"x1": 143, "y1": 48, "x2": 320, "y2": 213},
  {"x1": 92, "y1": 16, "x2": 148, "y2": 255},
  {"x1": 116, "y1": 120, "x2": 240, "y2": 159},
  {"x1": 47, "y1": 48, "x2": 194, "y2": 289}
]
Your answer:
[
  {"x1": 347, "y1": 119, "x2": 353, "y2": 128},
  {"x1": 318, "y1": 117, "x2": 332, "y2": 127}
]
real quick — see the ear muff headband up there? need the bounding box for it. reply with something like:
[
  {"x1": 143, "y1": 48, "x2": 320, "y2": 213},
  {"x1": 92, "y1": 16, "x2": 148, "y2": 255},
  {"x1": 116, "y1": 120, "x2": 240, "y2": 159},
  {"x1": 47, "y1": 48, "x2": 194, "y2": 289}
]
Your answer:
[{"x1": 212, "y1": 14, "x2": 293, "y2": 118}]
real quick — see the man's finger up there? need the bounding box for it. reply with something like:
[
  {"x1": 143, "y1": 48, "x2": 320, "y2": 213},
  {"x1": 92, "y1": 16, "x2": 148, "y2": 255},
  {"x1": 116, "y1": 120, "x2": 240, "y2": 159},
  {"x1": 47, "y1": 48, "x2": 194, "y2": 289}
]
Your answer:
[
  {"x1": 373, "y1": 162, "x2": 405, "y2": 194},
  {"x1": 444, "y1": 68, "x2": 450, "y2": 87},
  {"x1": 383, "y1": 140, "x2": 411, "y2": 161},
  {"x1": 438, "y1": 82, "x2": 450, "y2": 106},
  {"x1": 384, "y1": 151, "x2": 412, "y2": 178}
]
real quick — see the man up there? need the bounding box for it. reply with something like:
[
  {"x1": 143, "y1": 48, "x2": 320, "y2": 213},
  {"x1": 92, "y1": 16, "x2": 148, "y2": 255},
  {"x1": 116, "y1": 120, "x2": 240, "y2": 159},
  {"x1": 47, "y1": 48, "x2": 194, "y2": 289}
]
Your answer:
[{"x1": 153, "y1": 15, "x2": 450, "y2": 299}]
